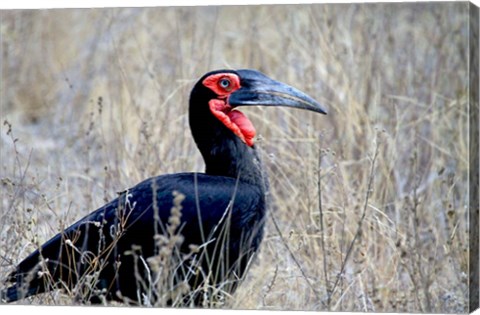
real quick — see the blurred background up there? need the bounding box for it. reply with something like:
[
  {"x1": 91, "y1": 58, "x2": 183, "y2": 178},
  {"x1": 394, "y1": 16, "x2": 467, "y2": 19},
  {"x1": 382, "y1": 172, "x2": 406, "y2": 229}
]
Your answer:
[{"x1": 0, "y1": 2, "x2": 472, "y2": 312}]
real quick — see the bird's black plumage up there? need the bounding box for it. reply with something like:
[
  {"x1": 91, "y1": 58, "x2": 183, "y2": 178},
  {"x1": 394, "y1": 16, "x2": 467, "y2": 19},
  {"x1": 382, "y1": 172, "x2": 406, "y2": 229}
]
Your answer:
[
  {"x1": 4, "y1": 174, "x2": 264, "y2": 305},
  {"x1": 1, "y1": 69, "x2": 327, "y2": 306}
]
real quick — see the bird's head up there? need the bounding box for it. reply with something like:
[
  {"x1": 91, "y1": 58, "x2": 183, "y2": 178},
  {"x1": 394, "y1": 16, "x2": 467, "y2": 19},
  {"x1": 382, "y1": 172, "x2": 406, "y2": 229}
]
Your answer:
[{"x1": 190, "y1": 69, "x2": 327, "y2": 147}]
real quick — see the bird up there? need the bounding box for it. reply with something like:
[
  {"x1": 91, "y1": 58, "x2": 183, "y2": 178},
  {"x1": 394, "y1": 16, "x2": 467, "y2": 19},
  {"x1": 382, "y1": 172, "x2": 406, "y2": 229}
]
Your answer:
[{"x1": 1, "y1": 69, "x2": 327, "y2": 306}]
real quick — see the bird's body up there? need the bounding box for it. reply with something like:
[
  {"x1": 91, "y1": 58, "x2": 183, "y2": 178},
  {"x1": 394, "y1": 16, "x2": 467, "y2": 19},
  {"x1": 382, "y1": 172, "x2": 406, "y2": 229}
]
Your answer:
[
  {"x1": 5, "y1": 173, "x2": 265, "y2": 305},
  {"x1": 2, "y1": 69, "x2": 326, "y2": 306}
]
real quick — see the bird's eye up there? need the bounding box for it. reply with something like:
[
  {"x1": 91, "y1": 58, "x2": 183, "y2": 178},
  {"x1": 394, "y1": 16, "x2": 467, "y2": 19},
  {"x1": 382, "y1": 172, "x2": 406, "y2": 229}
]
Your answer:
[{"x1": 219, "y1": 78, "x2": 231, "y2": 89}]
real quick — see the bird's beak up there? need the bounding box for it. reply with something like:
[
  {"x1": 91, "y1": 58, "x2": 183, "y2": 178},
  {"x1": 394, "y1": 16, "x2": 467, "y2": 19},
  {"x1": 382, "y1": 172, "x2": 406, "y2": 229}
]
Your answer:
[{"x1": 228, "y1": 69, "x2": 328, "y2": 115}]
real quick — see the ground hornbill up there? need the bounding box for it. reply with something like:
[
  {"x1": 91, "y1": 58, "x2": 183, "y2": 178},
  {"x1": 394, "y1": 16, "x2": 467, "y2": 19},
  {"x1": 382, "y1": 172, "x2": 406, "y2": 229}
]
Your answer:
[{"x1": 1, "y1": 69, "x2": 327, "y2": 306}]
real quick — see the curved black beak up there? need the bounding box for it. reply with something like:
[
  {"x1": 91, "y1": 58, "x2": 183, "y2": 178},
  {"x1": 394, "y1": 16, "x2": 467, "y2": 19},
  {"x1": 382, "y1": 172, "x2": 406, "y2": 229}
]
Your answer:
[{"x1": 228, "y1": 69, "x2": 327, "y2": 115}]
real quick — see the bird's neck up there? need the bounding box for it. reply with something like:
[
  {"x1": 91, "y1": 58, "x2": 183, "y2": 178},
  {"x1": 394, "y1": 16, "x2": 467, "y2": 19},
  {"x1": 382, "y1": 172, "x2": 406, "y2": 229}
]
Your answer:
[
  {"x1": 190, "y1": 117, "x2": 267, "y2": 189},
  {"x1": 206, "y1": 138, "x2": 265, "y2": 186}
]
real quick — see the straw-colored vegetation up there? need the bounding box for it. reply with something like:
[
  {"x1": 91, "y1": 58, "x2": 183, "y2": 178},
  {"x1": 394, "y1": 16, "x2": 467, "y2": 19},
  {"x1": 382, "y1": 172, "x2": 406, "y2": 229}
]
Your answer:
[{"x1": 0, "y1": 3, "x2": 471, "y2": 312}]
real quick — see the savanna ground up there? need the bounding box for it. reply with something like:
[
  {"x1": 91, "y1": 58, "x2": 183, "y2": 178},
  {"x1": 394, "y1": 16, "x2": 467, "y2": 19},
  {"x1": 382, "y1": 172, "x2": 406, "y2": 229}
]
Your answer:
[{"x1": 0, "y1": 2, "x2": 476, "y2": 313}]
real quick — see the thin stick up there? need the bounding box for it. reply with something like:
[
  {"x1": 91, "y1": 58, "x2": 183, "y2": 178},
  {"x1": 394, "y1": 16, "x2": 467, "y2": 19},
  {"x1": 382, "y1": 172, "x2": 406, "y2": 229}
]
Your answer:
[
  {"x1": 269, "y1": 211, "x2": 324, "y2": 307},
  {"x1": 318, "y1": 147, "x2": 331, "y2": 309},
  {"x1": 330, "y1": 136, "x2": 380, "y2": 300}
]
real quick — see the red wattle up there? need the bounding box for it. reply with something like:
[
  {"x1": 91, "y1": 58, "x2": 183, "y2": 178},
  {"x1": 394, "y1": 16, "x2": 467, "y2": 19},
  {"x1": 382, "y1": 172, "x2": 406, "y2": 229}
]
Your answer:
[
  {"x1": 209, "y1": 99, "x2": 256, "y2": 147},
  {"x1": 227, "y1": 110, "x2": 256, "y2": 147}
]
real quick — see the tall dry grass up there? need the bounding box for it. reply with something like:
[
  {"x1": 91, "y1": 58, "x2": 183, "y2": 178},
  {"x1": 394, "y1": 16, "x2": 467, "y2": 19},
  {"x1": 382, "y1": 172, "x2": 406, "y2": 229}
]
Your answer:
[{"x1": 0, "y1": 3, "x2": 472, "y2": 312}]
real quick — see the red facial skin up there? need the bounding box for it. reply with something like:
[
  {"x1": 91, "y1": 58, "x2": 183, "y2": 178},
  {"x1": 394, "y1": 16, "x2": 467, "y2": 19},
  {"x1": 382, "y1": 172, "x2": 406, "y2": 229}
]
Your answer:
[{"x1": 202, "y1": 73, "x2": 256, "y2": 147}]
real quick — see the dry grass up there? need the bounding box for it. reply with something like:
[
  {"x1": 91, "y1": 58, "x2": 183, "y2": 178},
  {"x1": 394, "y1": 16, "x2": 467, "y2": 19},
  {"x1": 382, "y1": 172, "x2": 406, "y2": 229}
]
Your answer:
[{"x1": 0, "y1": 3, "x2": 472, "y2": 312}]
